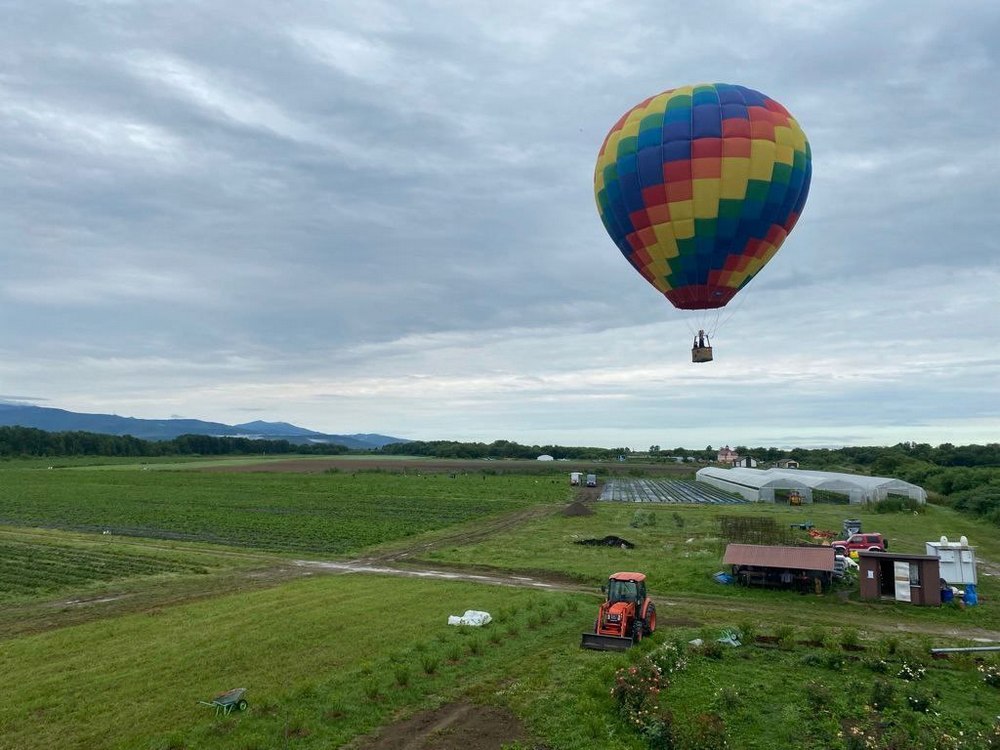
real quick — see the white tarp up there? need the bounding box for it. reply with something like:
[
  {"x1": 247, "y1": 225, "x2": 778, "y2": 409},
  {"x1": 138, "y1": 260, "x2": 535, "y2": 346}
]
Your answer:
[{"x1": 447, "y1": 610, "x2": 492, "y2": 627}]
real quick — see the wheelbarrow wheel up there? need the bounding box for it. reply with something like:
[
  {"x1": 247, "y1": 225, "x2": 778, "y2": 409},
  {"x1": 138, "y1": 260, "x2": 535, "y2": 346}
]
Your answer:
[{"x1": 236, "y1": 699, "x2": 248, "y2": 712}]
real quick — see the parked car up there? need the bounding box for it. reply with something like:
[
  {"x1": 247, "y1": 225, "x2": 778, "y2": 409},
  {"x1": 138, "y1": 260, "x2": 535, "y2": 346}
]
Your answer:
[
  {"x1": 586, "y1": 474, "x2": 597, "y2": 487},
  {"x1": 832, "y1": 533, "x2": 888, "y2": 555}
]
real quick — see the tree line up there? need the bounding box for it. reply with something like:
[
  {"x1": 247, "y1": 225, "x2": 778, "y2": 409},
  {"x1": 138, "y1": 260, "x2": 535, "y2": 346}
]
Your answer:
[{"x1": 0, "y1": 426, "x2": 350, "y2": 458}]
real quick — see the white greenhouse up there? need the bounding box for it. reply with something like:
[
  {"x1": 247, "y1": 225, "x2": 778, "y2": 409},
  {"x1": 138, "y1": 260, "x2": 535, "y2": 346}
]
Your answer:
[{"x1": 695, "y1": 467, "x2": 927, "y2": 505}]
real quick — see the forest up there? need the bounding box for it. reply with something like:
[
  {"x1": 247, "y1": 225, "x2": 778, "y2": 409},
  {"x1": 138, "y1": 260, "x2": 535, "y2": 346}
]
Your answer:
[{"x1": 0, "y1": 426, "x2": 350, "y2": 458}]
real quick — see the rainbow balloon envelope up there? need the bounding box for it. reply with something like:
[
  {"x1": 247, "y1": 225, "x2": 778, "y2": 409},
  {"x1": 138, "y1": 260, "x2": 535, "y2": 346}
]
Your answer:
[{"x1": 594, "y1": 83, "x2": 811, "y2": 312}]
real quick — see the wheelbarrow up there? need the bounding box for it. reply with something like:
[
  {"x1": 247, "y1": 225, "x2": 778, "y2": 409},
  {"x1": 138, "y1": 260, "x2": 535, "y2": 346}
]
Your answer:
[{"x1": 198, "y1": 687, "x2": 248, "y2": 716}]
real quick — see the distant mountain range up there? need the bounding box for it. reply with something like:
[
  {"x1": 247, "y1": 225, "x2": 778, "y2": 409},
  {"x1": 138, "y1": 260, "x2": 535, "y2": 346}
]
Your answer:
[{"x1": 0, "y1": 403, "x2": 407, "y2": 449}]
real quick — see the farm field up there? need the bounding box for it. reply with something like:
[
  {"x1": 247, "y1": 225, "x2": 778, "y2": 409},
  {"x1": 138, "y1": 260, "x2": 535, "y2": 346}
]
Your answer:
[
  {"x1": 3, "y1": 458, "x2": 1000, "y2": 749},
  {"x1": 0, "y1": 463, "x2": 567, "y2": 554}
]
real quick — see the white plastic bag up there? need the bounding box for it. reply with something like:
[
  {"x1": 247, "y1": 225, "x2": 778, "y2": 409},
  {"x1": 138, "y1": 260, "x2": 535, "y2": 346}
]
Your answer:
[{"x1": 447, "y1": 609, "x2": 492, "y2": 627}]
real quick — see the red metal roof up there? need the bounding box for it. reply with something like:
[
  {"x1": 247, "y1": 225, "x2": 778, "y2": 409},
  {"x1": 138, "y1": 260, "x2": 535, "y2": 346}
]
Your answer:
[{"x1": 723, "y1": 544, "x2": 835, "y2": 572}]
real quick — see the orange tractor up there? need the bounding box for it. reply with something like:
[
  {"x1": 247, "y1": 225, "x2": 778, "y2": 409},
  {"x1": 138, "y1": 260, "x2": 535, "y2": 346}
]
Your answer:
[{"x1": 580, "y1": 571, "x2": 657, "y2": 651}]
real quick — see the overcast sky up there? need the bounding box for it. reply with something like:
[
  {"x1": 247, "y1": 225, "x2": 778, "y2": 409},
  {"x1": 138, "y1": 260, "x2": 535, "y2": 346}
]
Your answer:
[{"x1": 1, "y1": 1, "x2": 997, "y2": 449}]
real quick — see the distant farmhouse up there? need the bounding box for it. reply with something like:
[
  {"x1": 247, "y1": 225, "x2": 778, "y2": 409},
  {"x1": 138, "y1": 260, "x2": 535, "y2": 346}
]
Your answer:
[
  {"x1": 716, "y1": 445, "x2": 739, "y2": 463},
  {"x1": 716, "y1": 445, "x2": 757, "y2": 468}
]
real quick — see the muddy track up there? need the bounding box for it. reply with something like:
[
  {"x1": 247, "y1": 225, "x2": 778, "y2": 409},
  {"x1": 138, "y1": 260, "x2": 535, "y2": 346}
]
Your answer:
[{"x1": 348, "y1": 503, "x2": 564, "y2": 565}]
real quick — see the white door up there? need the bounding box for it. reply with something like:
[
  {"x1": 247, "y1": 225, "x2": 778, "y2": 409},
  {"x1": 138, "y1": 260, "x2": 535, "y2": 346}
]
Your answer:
[{"x1": 893, "y1": 562, "x2": 911, "y2": 602}]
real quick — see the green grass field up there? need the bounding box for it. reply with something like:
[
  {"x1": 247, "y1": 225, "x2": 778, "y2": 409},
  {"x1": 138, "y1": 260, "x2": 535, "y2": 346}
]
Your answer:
[
  {"x1": 0, "y1": 465, "x2": 567, "y2": 553},
  {"x1": 3, "y1": 458, "x2": 999, "y2": 750}
]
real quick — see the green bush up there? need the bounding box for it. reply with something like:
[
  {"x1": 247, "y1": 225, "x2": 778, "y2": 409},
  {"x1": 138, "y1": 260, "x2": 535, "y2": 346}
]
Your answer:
[
  {"x1": 775, "y1": 624, "x2": 796, "y2": 651},
  {"x1": 630, "y1": 510, "x2": 657, "y2": 528},
  {"x1": 869, "y1": 679, "x2": 894, "y2": 709},
  {"x1": 736, "y1": 621, "x2": 757, "y2": 645},
  {"x1": 420, "y1": 654, "x2": 439, "y2": 674},
  {"x1": 980, "y1": 662, "x2": 1000, "y2": 688},
  {"x1": 906, "y1": 689, "x2": 933, "y2": 713},
  {"x1": 806, "y1": 624, "x2": 828, "y2": 647},
  {"x1": 838, "y1": 627, "x2": 861, "y2": 650},
  {"x1": 862, "y1": 656, "x2": 889, "y2": 674},
  {"x1": 392, "y1": 664, "x2": 410, "y2": 686},
  {"x1": 804, "y1": 680, "x2": 832, "y2": 712},
  {"x1": 684, "y1": 712, "x2": 727, "y2": 750}
]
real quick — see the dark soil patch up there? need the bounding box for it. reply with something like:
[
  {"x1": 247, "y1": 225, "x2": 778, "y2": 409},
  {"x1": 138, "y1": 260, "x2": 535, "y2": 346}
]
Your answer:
[
  {"x1": 562, "y1": 501, "x2": 594, "y2": 517},
  {"x1": 353, "y1": 701, "x2": 537, "y2": 750},
  {"x1": 575, "y1": 535, "x2": 635, "y2": 549}
]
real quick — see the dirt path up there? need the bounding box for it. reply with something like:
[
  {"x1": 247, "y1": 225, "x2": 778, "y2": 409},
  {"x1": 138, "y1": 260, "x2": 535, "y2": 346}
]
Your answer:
[
  {"x1": 349, "y1": 503, "x2": 564, "y2": 566},
  {"x1": 346, "y1": 702, "x2": 534, "y2": 750}
]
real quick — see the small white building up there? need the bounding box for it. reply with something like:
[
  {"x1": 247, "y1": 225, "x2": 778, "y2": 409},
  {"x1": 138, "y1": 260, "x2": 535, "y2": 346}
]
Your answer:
[{"x1": 731, "y1": 456, "x2": 758, "y2": 468}]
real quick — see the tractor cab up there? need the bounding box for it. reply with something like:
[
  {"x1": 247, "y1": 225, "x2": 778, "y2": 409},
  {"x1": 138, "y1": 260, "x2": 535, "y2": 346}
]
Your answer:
[{"x1": 607, "y1": 576, "x2": 645, "y2": 606}]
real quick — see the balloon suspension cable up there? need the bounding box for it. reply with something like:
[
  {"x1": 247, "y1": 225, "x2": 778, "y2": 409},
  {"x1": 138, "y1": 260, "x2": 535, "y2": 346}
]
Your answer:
[{"x1": 712, "y1": 272, "x2": 762, "y2": 334}]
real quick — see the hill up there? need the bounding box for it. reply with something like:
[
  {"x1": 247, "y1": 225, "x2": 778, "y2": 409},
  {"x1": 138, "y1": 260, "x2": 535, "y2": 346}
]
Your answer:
[{"x1": 0, "y1": 403, "x2": 407, "y2": 449}]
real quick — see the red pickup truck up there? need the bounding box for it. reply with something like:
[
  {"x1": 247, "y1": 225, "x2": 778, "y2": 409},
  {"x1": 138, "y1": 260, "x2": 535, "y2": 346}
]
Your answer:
[{"x1": 832, "y1": 533, "x2": 888, "y2": 555}]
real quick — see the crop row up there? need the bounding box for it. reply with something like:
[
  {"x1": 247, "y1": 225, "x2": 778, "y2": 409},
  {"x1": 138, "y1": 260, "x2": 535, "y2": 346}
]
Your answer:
[
  {"x1": 0, "y1": 539, "x2": 211, "y2": 600},
  {"x1": 0, "y1": 469, "x2": 569, "y2": 554}
]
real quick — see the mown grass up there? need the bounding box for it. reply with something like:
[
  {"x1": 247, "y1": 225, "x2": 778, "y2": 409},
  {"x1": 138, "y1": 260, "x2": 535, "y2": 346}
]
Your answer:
[
  {"x1": 0, "y1": 575, "x2": 597, "y2": 750},
  {"x1": 0, "y1": 467, "x2": 569, "y2": 554}
]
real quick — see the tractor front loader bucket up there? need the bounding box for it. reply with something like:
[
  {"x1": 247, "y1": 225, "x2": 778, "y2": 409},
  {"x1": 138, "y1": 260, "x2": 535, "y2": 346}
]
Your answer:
[{"x1": 580, "y1": 632, "x2": 634, "y2": 651}]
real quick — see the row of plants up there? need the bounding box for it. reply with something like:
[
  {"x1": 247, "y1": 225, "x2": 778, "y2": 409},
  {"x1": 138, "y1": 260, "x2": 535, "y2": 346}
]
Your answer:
[
  {"x1": 0, "y1": 469, "x2": 568, "y2": 555},
  {"x1": 0, "y1": 538, "x2": 212, "y2": 600}
]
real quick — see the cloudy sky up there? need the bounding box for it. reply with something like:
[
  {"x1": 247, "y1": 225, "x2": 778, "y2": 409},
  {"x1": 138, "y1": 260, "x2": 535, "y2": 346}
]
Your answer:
[{"x1": 1, "y1": 1, "x2": 997, "y2": 449}]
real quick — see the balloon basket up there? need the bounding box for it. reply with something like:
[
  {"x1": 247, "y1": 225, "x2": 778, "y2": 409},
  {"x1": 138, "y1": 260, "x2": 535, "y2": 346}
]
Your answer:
[{"x1": 692, "y1": 346, "x2": 713, "y2": 363}]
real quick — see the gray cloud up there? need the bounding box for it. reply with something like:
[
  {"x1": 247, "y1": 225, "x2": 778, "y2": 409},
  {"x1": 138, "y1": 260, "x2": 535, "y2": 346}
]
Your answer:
[{"x1": 0, "y1": 1, "x2": 997, "y2": 447}]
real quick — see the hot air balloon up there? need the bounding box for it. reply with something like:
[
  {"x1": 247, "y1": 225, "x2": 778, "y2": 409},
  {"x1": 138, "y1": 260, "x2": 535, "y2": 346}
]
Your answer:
[{"x1": 594, "y1": 83, "x2": 811, "y2": 362}]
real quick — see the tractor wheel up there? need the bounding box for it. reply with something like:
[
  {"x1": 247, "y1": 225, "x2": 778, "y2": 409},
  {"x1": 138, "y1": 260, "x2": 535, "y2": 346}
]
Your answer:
[
  {"x1": 644, "y1": 605, "x2": 657, "y2": 636},
  {"x1": 236, "y1": 699, "x2": 248, "y2": 712},
  {"x1": 593, "y1": 619, "x2": 599, "y2": 633},
  {"x1": 631, "y1": 619, "x2": 644, "y2": 643}
]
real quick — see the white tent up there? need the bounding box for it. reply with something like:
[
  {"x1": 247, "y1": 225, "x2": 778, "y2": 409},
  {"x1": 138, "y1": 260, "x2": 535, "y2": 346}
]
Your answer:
[{"x1": 695, "y1": 467, "x2": 926, "y2": 505}]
